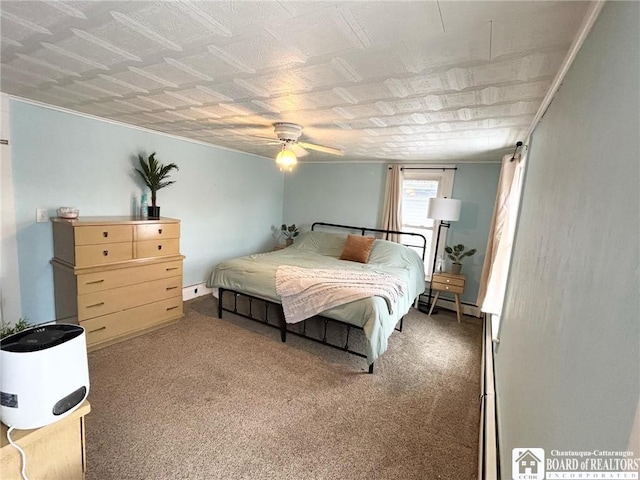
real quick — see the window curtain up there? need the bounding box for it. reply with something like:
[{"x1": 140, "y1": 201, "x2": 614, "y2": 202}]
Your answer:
[
  {"x1": 381, "y1": 164, "x2": 403, "y2": 242},
  {"x1": 477, "y1": 153, "x2": 525, "y2": 314}
]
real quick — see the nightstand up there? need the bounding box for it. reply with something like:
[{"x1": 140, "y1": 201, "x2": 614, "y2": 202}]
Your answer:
[{"x1": 428, "y1": 272, "x2": 466, "y2": 323}]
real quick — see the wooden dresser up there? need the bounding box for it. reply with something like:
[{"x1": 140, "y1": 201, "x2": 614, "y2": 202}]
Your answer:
[{"x1": 51, "y1": 216, "x2": 184, "y2": 351}]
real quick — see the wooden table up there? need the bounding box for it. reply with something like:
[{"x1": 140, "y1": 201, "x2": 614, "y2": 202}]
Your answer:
[
  {"x1": 428, "y1": 272, "x2": 466, "y2": 323},
  {"x1": 1, "y1": 400, "x2": 90, "y2": 480}
]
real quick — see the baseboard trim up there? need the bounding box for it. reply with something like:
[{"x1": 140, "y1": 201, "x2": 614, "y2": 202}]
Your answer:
[
  {"x1": 480, "y1": 313, "x2": 499, "y2": 479},
  {"x1": 418, "y1": 295, "x2": 481, "y2": 317},
  {"x1": 182, "y1": 283, "x2": 213, "y2": 301},
  {"x1": 437, "y1": 298, "x2": 480, "y2": 317}
]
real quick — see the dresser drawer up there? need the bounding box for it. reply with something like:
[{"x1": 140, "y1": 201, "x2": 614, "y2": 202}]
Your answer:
[
  {"x1": 75, "y1": 242, "x2": 133, "y2": 267},
  {"x1": 78, "y1": 275, "x2": 182, "y2": 321},
  {"x1": 77, "y1": 260, "x2": 183, "y2": 295},
  {"x1": 432, "y1": 274, "x2": 465, "y2": 287},
  {"x1": 74, "y1": 225, "x2": 132, "y2": 246},
  {"x1": 81, "y1": 296, "x2": 183, "y2": 348},
  {"x1": 136, "y1": 223, "x2": 180, "y2": 241},
  {"x1": 432, "y1": 281, "x2": 464, "y2": 294},
  {"x1": 135, "y1": 239, "x2": 180, "y2": 258}
]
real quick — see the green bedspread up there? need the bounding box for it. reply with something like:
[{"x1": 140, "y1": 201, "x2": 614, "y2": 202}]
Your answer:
[{"x1": 207, "y1": 231, "x2": 425, "y2": 364}]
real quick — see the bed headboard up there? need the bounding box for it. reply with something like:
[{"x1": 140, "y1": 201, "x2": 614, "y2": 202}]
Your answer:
[{"x1": 311, "y1": 222, "x2": 427, "y2": 260}]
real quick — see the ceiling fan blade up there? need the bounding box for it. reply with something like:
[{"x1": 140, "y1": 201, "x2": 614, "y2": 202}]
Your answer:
[
  {"x1": 291, "y1": 144, "x2": 309, "y2": 157},
  {"x1": 250, "y1": 135, "x2": 279, "y2": 141},
  {"x1": 298, "y1": 141, "x2": 344, "y2": 156}
]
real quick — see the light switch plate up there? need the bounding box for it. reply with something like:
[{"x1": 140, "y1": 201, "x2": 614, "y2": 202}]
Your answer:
[{"x1": 36, "y1": 208, "x2": 49, "y2": 223}]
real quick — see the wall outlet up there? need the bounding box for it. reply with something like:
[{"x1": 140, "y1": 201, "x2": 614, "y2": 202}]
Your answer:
[{"x1": 36, "y1": 208, "x2": 49, "y2": 223}]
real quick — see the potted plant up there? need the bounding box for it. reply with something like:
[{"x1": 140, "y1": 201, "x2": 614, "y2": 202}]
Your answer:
[
  {"x1": 135, "y1": 152, "x2": 179, "y2": 219},
  {"x1": 0, "y1": 318, "x2": 31, "y2": 339},
  {"x1": 281, "y1": 224, "x2": 300, "y2": 246},
  {"x1": 445, "y1": 244, "x2": 477, "y2": 274}
]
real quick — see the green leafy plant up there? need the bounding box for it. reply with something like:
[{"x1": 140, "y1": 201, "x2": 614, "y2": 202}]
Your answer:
[
  {"x1": 280, "y1": 224, "x2": 300, "y2": 239},
  {"x1": 0, "y1": 318, "x2": 31, "y2": 339},
  {"x1": 445, "y1": 244, "x2": 477, "y2": 265},
  {"x1": 135, "y1": 152, "x2": 179, "y2": 207}
]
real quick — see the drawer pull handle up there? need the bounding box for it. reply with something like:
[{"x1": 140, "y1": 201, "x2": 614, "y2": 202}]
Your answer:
[
  {"x1": 89, "y1": 326, "x2": 107, "y2": 334},
  {"x1": 166, "y1": 286, "x2": 178, "y2": 290},
  {"x1": 86, "y1": 279, "x2": 105, "y2": 285},
  {"x1": 157, "y1": 245, "x2": 162, "y2": 250},
  {"x1": 103, "y1": 250, "x2": 109, "y2": 256},
  {"x1": 103, "y1": 231, "x2": 108, "y2": 238},
  {"x1": 166, "y1": 267, "x2": 179, "y2": 271},
  {"x1": 166, "y1": 306, "x2": 179, "y2": 311},
  {"x1": 446, "y1": 279, "x2": 450, "y2": 283},
  {"x1": 87, "y1": 302, "x2": 105, "y2": 308},
  {"x1": 445, "y1": 286, "x2": 450, "y2": 290},
  {"x1": 158, "y1": 228, "x2": 163, "y2": 234}
]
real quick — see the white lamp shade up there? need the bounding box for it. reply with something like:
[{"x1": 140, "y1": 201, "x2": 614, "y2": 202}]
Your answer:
[{"x1": 426, "y1": 197, "x2": 461, "y2": 222}]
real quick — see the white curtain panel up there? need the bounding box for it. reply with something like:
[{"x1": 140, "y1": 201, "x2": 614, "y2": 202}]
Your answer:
[
  {"x1": 478, "y1": 154, "x2": 524, "y2": 314},
  {"x1": 381, "y1": 164, "x2": 403, "y2": 243}
]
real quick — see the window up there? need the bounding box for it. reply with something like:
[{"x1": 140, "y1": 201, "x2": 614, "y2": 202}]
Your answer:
[{"x1": 400, "y1": 168, "x2": 455, "y2": 280}]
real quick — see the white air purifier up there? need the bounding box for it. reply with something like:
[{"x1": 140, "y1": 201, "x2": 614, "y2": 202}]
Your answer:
[{"x1": 1, "y1": 324, "x2": 89, "y2": 430}]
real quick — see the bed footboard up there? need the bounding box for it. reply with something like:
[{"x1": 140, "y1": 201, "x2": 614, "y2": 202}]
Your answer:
[{"x1": 216, "y1": 288, "x2": 397, "y2": 373}]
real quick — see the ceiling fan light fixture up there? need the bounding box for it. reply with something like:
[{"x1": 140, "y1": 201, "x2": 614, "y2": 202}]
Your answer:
[{"x1": 275, "y1": 145, "x2": 297, "y2": 172}]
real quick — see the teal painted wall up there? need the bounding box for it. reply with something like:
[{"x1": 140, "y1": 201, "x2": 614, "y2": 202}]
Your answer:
[
  {"x1": 10, "y1": 100, "x2": 284, "y2": 324},
  {"x1": 283, "y1": 163, "x2": 387, "y2": 230},
  {"x1": 282, "y1": 162, "x2": 500, "y2": 304},
  {"x1": 494, "y1": 2, "x2": 640, "y2": 476}
]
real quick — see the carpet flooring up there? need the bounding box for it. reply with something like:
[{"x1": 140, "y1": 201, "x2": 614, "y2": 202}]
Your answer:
[{"x1": 85, "y1": 296, "x2": 482, "y2": 480}]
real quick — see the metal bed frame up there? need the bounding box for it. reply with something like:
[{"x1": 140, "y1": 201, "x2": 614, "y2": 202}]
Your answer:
[{"x1": 216, "y1": 222, "x2": 427, "y2": 373}]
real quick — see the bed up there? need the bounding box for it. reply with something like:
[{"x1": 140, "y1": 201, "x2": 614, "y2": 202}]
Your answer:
[{"x1": 207, "y1": 223, "x2": 426, "y2": 372}]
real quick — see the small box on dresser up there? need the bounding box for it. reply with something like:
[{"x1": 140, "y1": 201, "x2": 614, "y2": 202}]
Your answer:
[{"x1": 51, "y1": 216, "x2": 184, "y2": 351}]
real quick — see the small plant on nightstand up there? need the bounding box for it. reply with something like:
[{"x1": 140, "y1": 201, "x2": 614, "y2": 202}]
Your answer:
[
  {"x1": 281, "y1": 224, "x2": 300, "y2": 246},
  {"x1": 445, "y1": 244, "x2": 476, "y2": 274}
]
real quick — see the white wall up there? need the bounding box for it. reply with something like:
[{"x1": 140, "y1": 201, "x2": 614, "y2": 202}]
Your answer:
[
  {"x1": 495, "y1": 2, "x2": 639, "y2": 476},
  {"x1": 0, "y1": 94, "x2": 22, "y2": 325}
]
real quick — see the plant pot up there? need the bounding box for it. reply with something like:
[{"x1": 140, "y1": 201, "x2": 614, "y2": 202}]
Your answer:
[
  {"x1": 285, "y1": 238, "x2": 294, "y2": 246},
  {"x1": 451, "y1": 263, "x2": 462, "y2": 275},
  {"x1": 147, "y1": 206, "x2": 161, "y2": 219}
]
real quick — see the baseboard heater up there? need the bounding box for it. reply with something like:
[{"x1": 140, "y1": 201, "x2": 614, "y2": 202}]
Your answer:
[{"x1": 478, "y1": 313, "x2": 499, "y2": 479}]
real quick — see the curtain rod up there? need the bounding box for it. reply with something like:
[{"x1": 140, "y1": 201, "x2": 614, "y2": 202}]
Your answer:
[
  {"x1": 388, "y1": 166, "x2": 458, "y2": 171},
  {"x1": 509, "y1": 141, "x2": 524, "y2": 162}
]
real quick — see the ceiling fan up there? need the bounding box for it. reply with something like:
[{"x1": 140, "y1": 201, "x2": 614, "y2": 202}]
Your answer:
[{"x1": 257, "y1": 122, "x2": 343, "y2": 171}]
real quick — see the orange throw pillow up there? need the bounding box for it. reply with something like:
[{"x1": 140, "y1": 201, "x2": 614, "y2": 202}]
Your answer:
[{"x1": 340, "y1": 235, "x2": 376, "y2": 263}]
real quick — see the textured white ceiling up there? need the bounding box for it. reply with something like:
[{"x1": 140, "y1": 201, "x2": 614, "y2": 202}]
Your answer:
[{"x1": 0, "y1": 1, "x2": 590, "y2": 163}]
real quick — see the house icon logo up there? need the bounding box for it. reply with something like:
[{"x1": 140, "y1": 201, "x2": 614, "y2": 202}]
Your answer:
[{"x1": 512, "y1": 448, "x2": 545, "y2": 480}]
